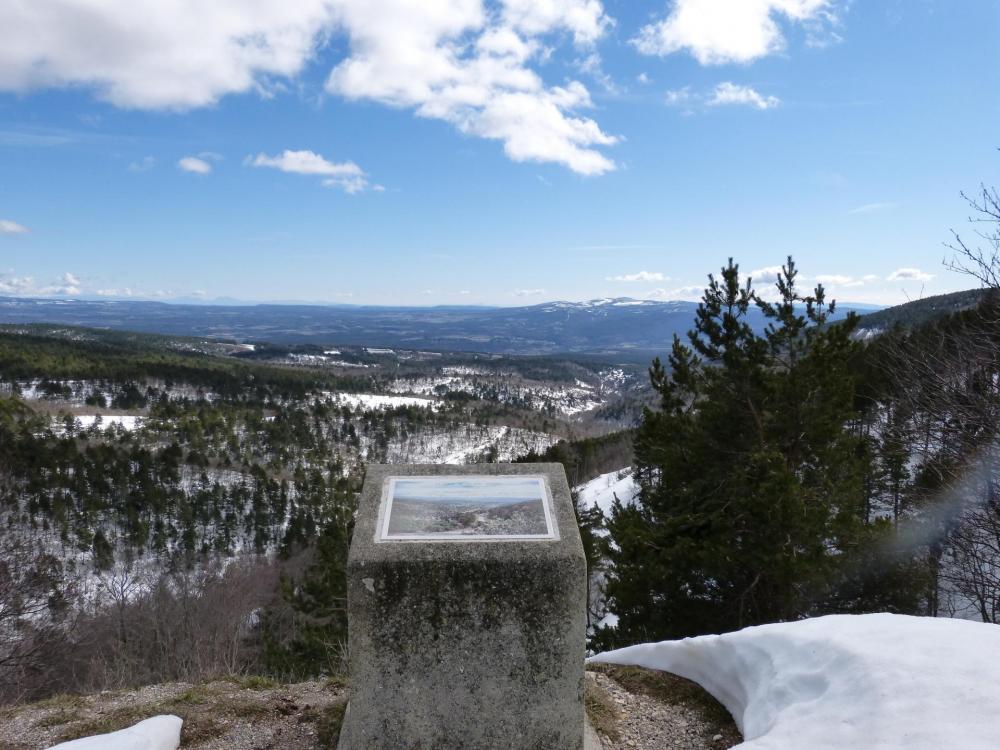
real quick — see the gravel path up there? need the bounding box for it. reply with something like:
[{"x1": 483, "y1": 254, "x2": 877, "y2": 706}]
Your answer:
[
  {"x1": 0, "y1": 668, "x2": 741, "y2": 750},
  {"x1": 586, "y1": 666, "x2": 742, "y2": 750}
]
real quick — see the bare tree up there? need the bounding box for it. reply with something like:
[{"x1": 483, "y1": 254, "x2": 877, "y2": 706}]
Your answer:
[
  {"x1": 0, "y1": 537, "x2": 76, "y2": 702},
  {"x1": 945, "y1": 181, "x2": 1000, "y2": 289}
]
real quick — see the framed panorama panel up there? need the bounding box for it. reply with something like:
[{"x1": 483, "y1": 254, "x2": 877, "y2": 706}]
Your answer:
[{"x1": 378, "y1": 475, "x2": 557, "y2": 541}]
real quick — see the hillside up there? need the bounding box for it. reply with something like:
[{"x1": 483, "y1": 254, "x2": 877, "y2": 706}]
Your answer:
[{"x1": 854, "y1": 288, "x2": 985, "y2": 336}]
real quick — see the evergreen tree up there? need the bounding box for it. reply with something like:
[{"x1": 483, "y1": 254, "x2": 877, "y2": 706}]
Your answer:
[{"x1": 601, "y1": 258, "x2": 880, "y2": 643}]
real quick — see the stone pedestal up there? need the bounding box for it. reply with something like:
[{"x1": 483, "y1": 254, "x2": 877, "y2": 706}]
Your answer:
[{"x1": 338, "y1": 463, "x2": 587, "y2": 750}]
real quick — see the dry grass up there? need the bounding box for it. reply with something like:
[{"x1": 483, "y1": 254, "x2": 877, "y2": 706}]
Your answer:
[{"x1": 0, "y1": 678, "x2": 346, "y2": 749}]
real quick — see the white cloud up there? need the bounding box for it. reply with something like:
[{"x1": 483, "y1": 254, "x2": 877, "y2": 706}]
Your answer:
[
  {"x1": 632, "y1": 0, "x2": 837, "y2": 65},
  {"x1": 0, "y1": 1, "x2": 337, "y2": 110},
  {"x1": 49, "y1": 272, "x2": 81, "y2": 295},
  {"x1": 664, "y1": 87, "x2": 694, "y2": 106},
  {"x1": 849, "y1": 201, "x2": 898, "y2": 215},
  {"x1": 0, "y1": 219, "x2": 29, "y2": 235},
  {"x1": 0, "y1": 271, "x2": 80, "y2": 296},
  {"x1": 749, "y1": 265, "x2": 784, "y2": 283},
  {"x1": 888, "y1": 268, "x2": 934, "y2": 283},
  {"x1": 814, "y1": 273, "x2": 880, "y2": 288},
  {"x1": 178, "y1": 156, "x2": 212, "y2": 174},
  {"x1": 647, "y1": 285, "x2": 703, "y2": 300},
  {"x1": 708, "y1": 81, "x2": 780, "y2": 109},
  {"x1": 637, "y1": 72, "x2": 651, "y2": 85},
  {"x1": 514, "y1": 288, "x2": 546, "y2": 296},
  {"x1": 0, "y1": 1, "x2": 618, "y2": 176},
  {"x1": 607, "y1": 271, "x2": 669, "y2": 282},
  {"x1": 250, "y1": 149, "x2": 373, "y2": 193},
  {"x1": 500, "y1": 0, "x2": 611, "y2": 46},
  {"x1": 815, "y1": 274, "x2": 854, "y2": 286},
  {"x1": 96, "y1": 287, "x2": 137, "y2": 298},
  {"x1": 325, "y1": 1, "x2": 618, "y2": 175}
]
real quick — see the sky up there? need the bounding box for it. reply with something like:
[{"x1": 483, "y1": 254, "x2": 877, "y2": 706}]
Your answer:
[{"x1": 0, "y1": 0, "x2": 998, "y2": 307}]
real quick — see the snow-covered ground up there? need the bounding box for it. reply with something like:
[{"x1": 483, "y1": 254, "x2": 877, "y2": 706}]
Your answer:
[
  {"x1": 575, "y1": 467, "x2": 639, "y2": 515},
  {"x1": 59, "y1": 414, "x2": 144, "y2": 432},
  {"x1": 381, "y1": 424, "x2": 556, "y2": 464},
  {"x1": 48, "y1": 716, "x2": 182, "y2": 750},
  {"x1": 323, "y1": 392, "x2": 439, "y2": 411},
  {"x1": 388, "y1": 371, "x2": 606, "y2": 417},
  {"x1": 590, "y1": 613, "x2": 1000, "y2": 749}
]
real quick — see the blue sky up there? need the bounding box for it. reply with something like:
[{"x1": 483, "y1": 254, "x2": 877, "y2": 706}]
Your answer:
[{"x1": 1, "y1": 0, "x2": 998, "y2": 306}]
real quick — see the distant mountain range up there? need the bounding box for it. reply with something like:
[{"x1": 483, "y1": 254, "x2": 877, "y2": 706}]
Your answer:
[{"x1": 0, "y1": 295, "x2": 883, "y2": 358}]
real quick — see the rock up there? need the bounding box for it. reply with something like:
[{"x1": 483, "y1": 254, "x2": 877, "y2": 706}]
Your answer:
[{"x1": 338, "y1": 463, "x2": 587, "y2": 750}]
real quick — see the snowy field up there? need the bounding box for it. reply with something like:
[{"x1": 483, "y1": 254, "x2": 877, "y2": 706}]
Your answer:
[
  {"x1": 591, "y1": 613, "x2": 1000, "y2": 749},
  {"x1": 388, "y1": 371, "x2": 608, "y2": 417},
  {"x1": 53, "y1": 414, "x2": 144, "y2": 432},
  {"x1": 322, "y1": 391, "x2": 439, "y2": 411},
  {"x1": 381, "y1": 424, "x2": 556, "y2": 464}
]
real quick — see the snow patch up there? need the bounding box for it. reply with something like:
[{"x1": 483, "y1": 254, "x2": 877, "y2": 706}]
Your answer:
[
  {"x1": 46, "y1": 715, "x2": 182, "y2": 750},
  {"x1": 590, "y1": 613, "x2": 1000, "y2": 750},
  {"x1": 575, "y1": 468, "x2": 638, "y2": 515},
  {"x1": 324, "y1": 392, "x2": 439, "y2": 411}
]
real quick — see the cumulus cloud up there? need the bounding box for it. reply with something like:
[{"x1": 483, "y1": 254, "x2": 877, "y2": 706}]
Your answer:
[
  {"x1": 325, "y1": 0, "x2": 618, "y2": 175},
  {"x1": 249, "y1": 149, "x2": 373, "y2": 193},
  {"x1": 0, "y1": 1, "x2": 618, "y2": 175},
  {"x1": 632, "y1": 0, "x2": 838, "y2": 64},
  {"x1": 501, "y1": 0, "x2": 610, "y2": 45},
  {"x1": 0, "y1": 1, "x2": 336, "y2": 110},
  {"x1": 0, "y1": 271, "x2": 80, "y2": 296},
  {"x1": 178, "y1": 156, "x2": 212, "y2": 174},
  {"x1": 748, "y1": 265, "x2": 784, "y2": 283},
  {"x1": 607, "y1": 271, "x2": 669, "y2": 282},
  {"x1": 708, "y1": 82, "x2": 780, "y2": 109},
  {"x1": 647, "y1": 285, "x2": 703, "y2": 300},
  {"x1": 0, "y1": 219, "x2": 29, "y2": 235},
  {"x1": 888, "y1": 267, "x2": 934, "y2": 283}
]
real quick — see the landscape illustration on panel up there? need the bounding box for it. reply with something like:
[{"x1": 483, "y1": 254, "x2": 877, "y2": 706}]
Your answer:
[{"x1": 381, "y1": 476, "x2": 554, "y2": 540}]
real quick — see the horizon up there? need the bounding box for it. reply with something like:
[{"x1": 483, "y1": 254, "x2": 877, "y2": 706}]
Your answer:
[{"x1": 0, "y1": 288, "x2": 922, "y2": 311}]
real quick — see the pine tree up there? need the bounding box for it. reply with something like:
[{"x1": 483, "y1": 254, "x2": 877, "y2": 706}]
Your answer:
[{"x1": 601, "y1": 258, "x2": 875, "y2": 643}]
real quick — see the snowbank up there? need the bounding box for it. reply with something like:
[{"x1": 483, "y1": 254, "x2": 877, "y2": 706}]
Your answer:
[
  {"x1": 590, "y1": 613, "x2": 1000, "y2": 749},
  {"x1": 46, "y1": 715, "x2": 182, "y2": 750}
]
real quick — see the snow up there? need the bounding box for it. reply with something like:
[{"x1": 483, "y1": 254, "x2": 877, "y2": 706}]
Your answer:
[
  {"x1": 46, "y1": 715, "x2": 182, "y2": 750},
  {"x1": 50, "y1": 414, "x2": 143, "y2": 433},
  {"x1": 575, "y1": 468, "x2": 638, "y2": 515},
  {"x1": 74, "y1": 415, "x2": 143, "y2": 431},
  {"x1": 589, "y1": 613, "x2": 1000, "y2": 749},
  {"x1": 324, "y1": 392, "x2": 439, "y2": 411}
]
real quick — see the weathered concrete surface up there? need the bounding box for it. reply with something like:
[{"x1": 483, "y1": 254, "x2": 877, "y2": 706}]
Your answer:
[{"x1": 338, "y1": 463, "x2": 587, "y2": 750}]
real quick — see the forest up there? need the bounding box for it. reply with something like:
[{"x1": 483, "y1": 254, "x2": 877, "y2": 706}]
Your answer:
[{"x1": 2, "y1": 185, "x2": 999, "y2": 702}]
